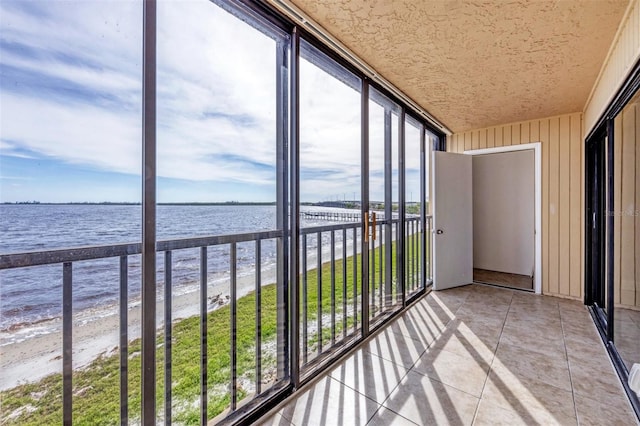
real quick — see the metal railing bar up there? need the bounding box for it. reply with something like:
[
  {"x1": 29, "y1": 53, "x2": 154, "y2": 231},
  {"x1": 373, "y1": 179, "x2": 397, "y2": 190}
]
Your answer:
[
  {"x1": 0, "y1": 219, "x2": 433, "y2": 271},
  {"x1": 352, "y1": 227, "x2": 358, "y2": 332},
  {"x1": 158, "y1": 230, "x2": 282, "y2": 252},
  {"x1": 407, "y1": 222, "x2": 411, "y2": 290},
  {"x1": 316, "y1": 231, "x2": 322, "y2": 356},
  {"x1": 0, "y1": 243, "x2": 141, "y2": 269},
  {"x1": 63, "y1": 262, "x2": 73, "y2": 426},
  {"x1": 230, "y1": 242, "x2": 238, "y2": 411},
  {"x1": 0, "y1": 230, "x2": 284, "y2": 270},
  {"x1": 415, "y1": 221, "x2": 418, "y2": 290},
  {"x1": 370, "y1": 226, "x2": 376, "y2": 318},
  {"x1": 302, "y1": 235, "x2": 308, "y2": 365},
  {"x1": 342, "y1": 228, "x2": 347, "y2": 341},
  {"x1": 255, "y1": 240, "x2": 262, "y2": 395},
  {"x1": 299, "y1": 221, "x2": 358, "y2": 235},
  {"x1": 415, "y1": 221, "x2": 419, "y2": 291},
  {"x1": 200, "y1": 247, "x2": 208, "y2": 425},
  {"x1": 409, "y1": 225, "x2": 412, "y2": 293},
  {"x1": 416, "y1": 221, "x2": 419, "y2": 290},
  {"x1": 119, "y1": 256, "x2": 129, "y2": 426},
  {"x1": 384, "y1": 215, "x2": 392, "y2": 307},
  {"x1": 378, "y1": 222, "x2": 383, "y2": 310},
  {"x1": 164, "y1": 251, "x2": 172, "y2": 426},
  {"x1": 396, "y1": 221, "x2": 400, "y2": 301},
  {"x1": 330, "y1": 231, "x2": 336, "y2": 346}
]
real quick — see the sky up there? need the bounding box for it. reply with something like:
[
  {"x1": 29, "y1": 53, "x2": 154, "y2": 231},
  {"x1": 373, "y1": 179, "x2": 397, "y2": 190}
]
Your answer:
[{"x1": 0, "y1": 0, "x2": 426, "y2": 204}]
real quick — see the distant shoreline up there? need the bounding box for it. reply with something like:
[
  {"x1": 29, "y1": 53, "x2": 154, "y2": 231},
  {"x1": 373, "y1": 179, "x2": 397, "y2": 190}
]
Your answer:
[{"x1": 1, "y1": 201, "x2": 278, "y2": 206}]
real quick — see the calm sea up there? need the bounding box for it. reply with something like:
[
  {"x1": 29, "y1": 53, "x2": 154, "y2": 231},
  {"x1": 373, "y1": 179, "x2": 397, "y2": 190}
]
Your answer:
[{"x1": 0, "y1": 204, "x2": 343, "y2": 332}]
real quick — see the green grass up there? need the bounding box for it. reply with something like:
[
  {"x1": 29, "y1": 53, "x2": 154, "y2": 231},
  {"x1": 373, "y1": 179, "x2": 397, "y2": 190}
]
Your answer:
[{"x1": 0, "y1": 232, "x2": 424, "y2": 425}]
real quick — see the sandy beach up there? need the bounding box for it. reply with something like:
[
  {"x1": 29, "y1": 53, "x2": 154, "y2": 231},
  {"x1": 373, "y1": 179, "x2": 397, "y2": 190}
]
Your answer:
[{"x1": 0, "y1": 235, "x2": 371, "y2": 391}]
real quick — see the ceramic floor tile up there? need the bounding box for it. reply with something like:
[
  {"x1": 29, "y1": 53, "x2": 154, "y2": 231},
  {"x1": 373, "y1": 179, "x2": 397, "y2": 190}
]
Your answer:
[
  {"x1": 563, "y1": 334, "x2": 611, "y2": 367},
  {"x1": 574, "y1": 393, "x2": 637, "y2": 426},
  {"x1": 457, "y1": 300, "x2": 511, "y2": 318},
  {"x1": 505, "y1": 310, "x2": 562, "y2": 333},
  {"x1": 364, "y1": 328, "x2": 428, "y2": 369},
  {"x1": 255, "y1": 412, "x2": 292, "y2": 426},
  {"x1": 411, "y1": 299, "x2": 457, "y2": 329},
  {"x1": 501, "y1": 317, "x2": 564, "y2": 342},
  {"x1": 421, "y1": 295, "x2": 467, "y2": 318},
  {"x1": 389, "y1": 309, "x2": 444, "y2": 346},
  {"x1": 482, "y1": 368, "x2": 577, "y2": 423},
  {"x1": 499, "y1": 326, "x2": 567, "y2": 361},
  {"x1": 366, "y1": 406, "x2": 418, "y2": 426},
  {"x1": 428, "y1": 320, "x2": 497, "y2": 364},
  {"x1": 412, "y1": 347, "x2": 491, "y2": 397},
  {"x1": 255, "y1": 285, "x2": 638, "y2": 426},
  {"x1": 329, "y1": 349, "x2": 408, "y2": 403},
  {"x1": 491, "y1": 348, "x2": 572, "y2": 392},
  {"x1": 557, "y1": 298, "x2": 589, "y2": 315},
  {"x1": 383, "y1": 370, "x2": 479, "y2": 426},
  {"x1": 559, "y1": 308, "x2": 592, "y2": 326},
  {"x1": 279, "y1": 376, "x2": 380, "y2": 426},
  {"x1": 511, "y1": 292, "x2": 559, "y2": 308},
  {"x1": 459, "y1": 308, "x2": 510, "y2": 324},
  {"x1": 473, "y1": 398, "x2": 577, "y2": 426},
  {"x1": 471, "y1": 284, "x2": 515, "y2": 299},
  {"x1": 456, "y1": 315, "x2": 505, "y2": 337},
  {"x1": 562, "y1": 318, "x2": 601, "y2": 340},
  {"x1": 569, "y1": 359, "x2": 627, "y2": 401}
]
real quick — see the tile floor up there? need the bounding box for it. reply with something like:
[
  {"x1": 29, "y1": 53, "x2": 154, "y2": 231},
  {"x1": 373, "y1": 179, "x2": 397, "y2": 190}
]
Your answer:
[{"x1": 258, "y1": 284, "x2": 638, "y2": 425}]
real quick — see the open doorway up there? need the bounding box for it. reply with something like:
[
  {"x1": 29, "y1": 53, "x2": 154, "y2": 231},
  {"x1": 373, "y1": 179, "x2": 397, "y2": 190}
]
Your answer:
[{"x1": 466, "y1": 143, "x2": 542, "y2": 293}]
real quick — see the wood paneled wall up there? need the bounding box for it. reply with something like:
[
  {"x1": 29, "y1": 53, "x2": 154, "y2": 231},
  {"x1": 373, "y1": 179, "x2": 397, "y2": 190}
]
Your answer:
[
  {"x1": 448, "y1": 113, "x2": 584, "y2": 299},
  {"x1": 613, "y1": 100, "x2": 640, "y2": 308},
  {"x1": 584, "y1": 0, "x2": 640, "y2": 135}
]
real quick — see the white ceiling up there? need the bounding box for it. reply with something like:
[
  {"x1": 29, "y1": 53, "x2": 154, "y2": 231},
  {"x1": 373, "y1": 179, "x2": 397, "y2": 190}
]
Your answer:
[{"x1": 289, "y1": 0, "x2": 630, "y2": 132}]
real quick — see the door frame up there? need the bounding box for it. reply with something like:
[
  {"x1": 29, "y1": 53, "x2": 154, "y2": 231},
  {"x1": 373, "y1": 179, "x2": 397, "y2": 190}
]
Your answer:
[{"x1": 463, "y1": 142, "x2": 542, "y2": 294}]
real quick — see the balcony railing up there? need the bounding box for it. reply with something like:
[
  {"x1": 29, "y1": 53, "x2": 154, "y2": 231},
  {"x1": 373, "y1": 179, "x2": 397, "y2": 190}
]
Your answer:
[{"x1": 0, "y1": 215, "x2": 432, "y2": 424}]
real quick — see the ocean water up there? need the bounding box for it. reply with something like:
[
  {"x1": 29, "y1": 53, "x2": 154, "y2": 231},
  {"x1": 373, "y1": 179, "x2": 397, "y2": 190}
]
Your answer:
[{"x1": 0, "y1": 204, "x2": 347, "y2": 333}]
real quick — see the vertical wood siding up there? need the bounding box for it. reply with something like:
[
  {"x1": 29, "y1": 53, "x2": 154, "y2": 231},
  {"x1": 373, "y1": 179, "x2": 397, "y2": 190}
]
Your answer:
[{"x1": 449, "y1": 112, "x2": 584, "y2": 299}]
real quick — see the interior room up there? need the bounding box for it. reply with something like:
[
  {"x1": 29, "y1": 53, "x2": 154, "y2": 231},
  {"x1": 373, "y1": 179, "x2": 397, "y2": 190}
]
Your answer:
[{"x1": 471, "y1": 149, "x2": 536, "y2": 291}]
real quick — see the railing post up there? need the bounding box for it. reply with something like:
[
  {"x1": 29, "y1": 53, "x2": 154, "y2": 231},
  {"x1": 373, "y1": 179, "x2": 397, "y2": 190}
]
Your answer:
[
  {"x1": 120, "y1": 256, "x2": 129, "y2": 425},
  {"x1": 62, "y1": 262, "x2": 73, "y2": 426},
  {"x1": 163, "y1": 251, "x2": 172, "y2": 426},
  {"x1": 200, "y1": 247, "x2": 208, "y2": 424}
]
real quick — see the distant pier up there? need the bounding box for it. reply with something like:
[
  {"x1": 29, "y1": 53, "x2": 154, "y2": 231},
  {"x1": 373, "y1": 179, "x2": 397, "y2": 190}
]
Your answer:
[
  {"x1": 301, "y1": 210, "x2": 401, "y2": 222},
  {"x1": 302, "y1": 211, "x2": 362, "y2": 222}
]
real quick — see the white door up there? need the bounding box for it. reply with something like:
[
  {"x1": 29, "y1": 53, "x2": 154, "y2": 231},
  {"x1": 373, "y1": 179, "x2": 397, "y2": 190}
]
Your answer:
[{"x1": 432, "y1": 151, "x2": 473, "y2": 290}]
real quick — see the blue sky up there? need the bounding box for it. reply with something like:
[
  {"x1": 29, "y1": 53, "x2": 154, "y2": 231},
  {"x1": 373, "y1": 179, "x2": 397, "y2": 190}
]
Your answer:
[{"x1": 0, "y1": 0, "x2": 423, "y2": 203}]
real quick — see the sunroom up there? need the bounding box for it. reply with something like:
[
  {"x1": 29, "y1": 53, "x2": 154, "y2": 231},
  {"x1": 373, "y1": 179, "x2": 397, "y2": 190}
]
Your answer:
[{"x1": 0, "y1": 0, "x2": 639, "y2": 425}]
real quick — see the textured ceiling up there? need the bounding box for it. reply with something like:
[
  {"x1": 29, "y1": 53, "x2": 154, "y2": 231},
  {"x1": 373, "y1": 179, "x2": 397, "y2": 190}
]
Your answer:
[{"x1": 289, "y1": 0, "x2": 630, "y2": 132}]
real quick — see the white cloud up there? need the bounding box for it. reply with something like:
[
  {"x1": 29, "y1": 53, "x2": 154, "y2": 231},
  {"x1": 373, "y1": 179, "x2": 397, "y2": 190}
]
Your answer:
[{"x1": 0, "y1": 0, "x2": 424, "y2": 202}]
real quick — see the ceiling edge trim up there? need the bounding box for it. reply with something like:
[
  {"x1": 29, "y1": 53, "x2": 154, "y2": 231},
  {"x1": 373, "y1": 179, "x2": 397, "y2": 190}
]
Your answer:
[
  {"x1": 582, "y1": 0, "x2": 636, "y2": 114},
  {"x1": 263, "y1": 0, "x2": 453, "y2": 135}
]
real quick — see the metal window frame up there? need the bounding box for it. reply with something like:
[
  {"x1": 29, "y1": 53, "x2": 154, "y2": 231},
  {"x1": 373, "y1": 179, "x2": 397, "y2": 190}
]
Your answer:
[
  {"x1": 584, "y1": 57, "x2": 640, "y2": 422},
  {"x1": 141, "y1": 1, "x2": 157, "y2": 423},
  {"x1": 136, "y1": 0, "x2": 445, "y2": 423}
]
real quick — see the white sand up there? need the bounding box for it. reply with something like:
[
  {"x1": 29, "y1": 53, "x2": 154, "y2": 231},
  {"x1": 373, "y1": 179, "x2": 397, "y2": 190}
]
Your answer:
[
  {"x1": 0, "y1": 227, "x2": 397, "y2": 391},
  {"x1": 0, "y1": 268, "x2": 276, "y2": 391}
]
